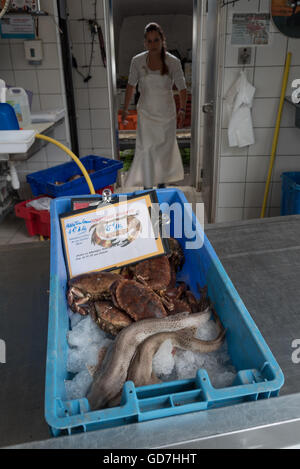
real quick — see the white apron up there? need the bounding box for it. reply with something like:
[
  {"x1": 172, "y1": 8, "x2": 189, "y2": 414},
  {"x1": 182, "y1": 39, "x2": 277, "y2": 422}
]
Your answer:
[{"x1": 125, "y1": 70, "x2": 184, "y2": 187}]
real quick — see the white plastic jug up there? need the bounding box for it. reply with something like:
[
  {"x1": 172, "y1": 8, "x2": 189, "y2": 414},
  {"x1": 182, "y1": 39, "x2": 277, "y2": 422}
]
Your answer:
[{"x1": 6, "y1": 87, "x2": 31, "y2": 128}]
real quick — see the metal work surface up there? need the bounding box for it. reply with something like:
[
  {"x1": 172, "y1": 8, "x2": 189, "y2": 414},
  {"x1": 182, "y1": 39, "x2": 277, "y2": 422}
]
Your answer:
[
  {"x1": 0, "y1": 242, "x2": 51, "y2": 448},
  {"x1": 2, "y1": 216, "x2": 300, "y2": 448}
]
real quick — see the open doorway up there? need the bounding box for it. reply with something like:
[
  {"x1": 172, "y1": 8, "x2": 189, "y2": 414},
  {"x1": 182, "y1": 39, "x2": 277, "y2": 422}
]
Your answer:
[{"x1": 104, "y1": 0, "x2": 204, "y2": 191}]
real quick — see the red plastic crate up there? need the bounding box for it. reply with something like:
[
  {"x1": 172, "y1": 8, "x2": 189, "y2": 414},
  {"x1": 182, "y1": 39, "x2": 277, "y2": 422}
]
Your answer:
[
  {"x1": 15, "y1": 195, "x2": 51, "y2": 238},
  {"x1": 15, "y1": 186, "x2": 114, "y2": 238}
]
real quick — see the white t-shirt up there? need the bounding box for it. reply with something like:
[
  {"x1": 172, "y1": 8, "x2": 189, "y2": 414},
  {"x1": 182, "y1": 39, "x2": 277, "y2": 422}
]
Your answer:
[{"x1": 128, "y1": 51, "x2": 186, "y2": 91}]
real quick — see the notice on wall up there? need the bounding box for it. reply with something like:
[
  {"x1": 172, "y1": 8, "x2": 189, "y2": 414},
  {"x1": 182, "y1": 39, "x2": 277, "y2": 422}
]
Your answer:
[
  {"x1": 60, "y1": 192, "x2": 168, "y2": 278},
  {"x1": 0, "y1": 14, "x2": 35, "y2": 39},
  {"x1": 231, "y1": 13, "x2": 270, "y2": 46}
]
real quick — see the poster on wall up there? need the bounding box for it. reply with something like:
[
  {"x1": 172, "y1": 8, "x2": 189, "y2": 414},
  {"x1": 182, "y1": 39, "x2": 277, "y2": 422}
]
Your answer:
[
  {"x1": 60, "y1": 192, "x2": 168, "y2": 278},
  {"x1": 0, "y1": 15, "x2": 35, "y2": 39},
  {"x1": 231, "y1": 13, "x2": 271, "y2": 46}
]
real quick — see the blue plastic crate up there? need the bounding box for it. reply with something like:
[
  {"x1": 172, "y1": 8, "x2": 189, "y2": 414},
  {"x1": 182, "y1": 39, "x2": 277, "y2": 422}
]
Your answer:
[
  {"x1": 281, "y1": 172, "x2": 300, "y2": 216},
  {"x1": 27, "y1": 155, "x2": 123, "y2": 197},
  {"x1": 46, "y1": 189, "x2": 284, "y2": 437}
]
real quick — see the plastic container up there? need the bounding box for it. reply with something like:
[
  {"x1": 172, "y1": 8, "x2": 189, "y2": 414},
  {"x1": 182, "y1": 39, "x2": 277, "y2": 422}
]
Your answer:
[
  {"x1": 281, "y1": 172, "x2": 300, "y2": 216},
  {"x1": 15, "y1": 195, "x2": 51, "y2": 237},
  {"x1": 15, "y1": 187, "x2": 114, "y2": 238},
  {"x1": 45, "y1": 189, "x2": 284, "y2": 437},
  {"x1": 26, "y1": 155, "x2": 123, "y2": 197},
  {"x1": 6, "y1": 87, "x2": 32, "y2": 128},
  {"x1": 0, "y1": 103, "x2": 20, "y2": 130}
]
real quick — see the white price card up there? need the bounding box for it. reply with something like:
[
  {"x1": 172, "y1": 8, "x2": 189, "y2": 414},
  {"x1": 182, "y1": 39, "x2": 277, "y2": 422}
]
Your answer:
[{"x1": 60, "y1": 192, "x2": 167, "y2": 278}]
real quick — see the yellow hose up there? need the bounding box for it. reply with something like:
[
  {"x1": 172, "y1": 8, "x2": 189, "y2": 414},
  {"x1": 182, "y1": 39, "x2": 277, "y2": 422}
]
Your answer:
[
  {"x1": 260, "y1": 52, "x2": 292, "y2": 218},
  {"x1": 35, "y1": 134, "x2": 96, "y2": 194}
]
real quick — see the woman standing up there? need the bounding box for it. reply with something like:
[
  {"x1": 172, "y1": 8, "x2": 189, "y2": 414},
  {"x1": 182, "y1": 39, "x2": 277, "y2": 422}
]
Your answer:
[{"x1": 122, "y1": 23, "x2": 187, "y2": 189}]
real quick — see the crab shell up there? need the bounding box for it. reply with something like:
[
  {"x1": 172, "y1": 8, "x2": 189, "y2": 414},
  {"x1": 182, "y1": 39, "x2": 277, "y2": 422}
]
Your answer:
[
  {"x1": 111, "y1": 279, "x2": 167, "y2": 321},
  {"x1": 92, "y1": 300, "x2": 133, "y2": 336},
  {"x1": 67, "y1": 271, "x2": 122, "y2": 314},
  {"x1": 167, "y1": 237, "x2": 185, "y2": 272},
  {"x1": 134, "y1": 255, "x2": 171, "y2": 291}
]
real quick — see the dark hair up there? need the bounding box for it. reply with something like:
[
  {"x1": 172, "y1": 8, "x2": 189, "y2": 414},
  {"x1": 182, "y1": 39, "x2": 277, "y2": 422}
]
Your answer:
[{"x1": 144, "y1": 22, "x2": 168, "y2": 75}]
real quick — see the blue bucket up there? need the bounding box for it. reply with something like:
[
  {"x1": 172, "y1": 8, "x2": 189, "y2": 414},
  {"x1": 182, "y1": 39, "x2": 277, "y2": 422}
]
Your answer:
[{"x1": 281, "y1": 172, "x2": 300, "y2": 216}]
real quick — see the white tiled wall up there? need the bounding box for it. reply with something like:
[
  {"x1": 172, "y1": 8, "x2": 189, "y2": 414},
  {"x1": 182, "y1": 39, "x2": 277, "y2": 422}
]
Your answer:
[
  {"x1": 0, "y1": 0, "x2": 70, "y2": 198},
  {"x1": 66, "y1": 0, "x2": 112, "y2": 157},
  {"x1": 216, "y1": 0, "x2": 300, "y2": 223}
]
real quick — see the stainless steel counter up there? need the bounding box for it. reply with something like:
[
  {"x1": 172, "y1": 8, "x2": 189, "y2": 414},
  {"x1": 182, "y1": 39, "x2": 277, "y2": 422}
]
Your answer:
[{"x1": 2, "y1": 215, "x2": 300, "y2": 449}]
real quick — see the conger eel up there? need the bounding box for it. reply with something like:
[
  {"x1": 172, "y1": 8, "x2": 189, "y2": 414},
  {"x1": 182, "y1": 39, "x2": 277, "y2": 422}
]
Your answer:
[
  {"x1": 127, "y1": 323, "x2": 226, "y2": 388},
  {"x1": 87, "y1": 310, "x2": 213, "y2": 410}
]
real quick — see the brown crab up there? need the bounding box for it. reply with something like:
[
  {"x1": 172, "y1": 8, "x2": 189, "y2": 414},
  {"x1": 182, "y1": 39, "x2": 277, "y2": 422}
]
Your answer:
[
  {"x1": 67, "y1": 271, "x2": 122, "y2": 315},
  {"x1": 110, "y1": 278, "x2": 167, "y2": 321},
  {"x1": 91, "y1": 300, "x2": 133, "y2": 336}
]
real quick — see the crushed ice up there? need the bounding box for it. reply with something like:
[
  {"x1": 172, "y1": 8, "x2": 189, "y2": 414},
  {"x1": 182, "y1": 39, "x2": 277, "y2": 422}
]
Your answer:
[{"x1": 65, "y1": 309, "x2": 236, "y2": 401}]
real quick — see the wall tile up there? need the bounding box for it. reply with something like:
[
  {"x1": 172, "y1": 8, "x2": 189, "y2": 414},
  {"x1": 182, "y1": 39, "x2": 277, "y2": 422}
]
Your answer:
[
  {"x1": 93, "y1": 148, "x2": 113, "y2": 157},
  {"x1": 39, "y1": 43, "x2": 60, "y2": 69},
  {"x1": 90, "y1": 109, "x2": 110, "y2": 129},
  {"x1": 252, "y1": 98, "x2": 278, "y2": 128},
  {"x1": 277, "y1": 127, "x2": 300, "y2": 155},
  {"x1": 255, "y1": 33, "x2": 287, "y2": 67},
  {"x1": 78, "y1": 129, "x2": 92, "y2": 148},
  {"x1": 288, "y1": 39, "x2": 300, "y2": 66},
  {"x1": 39, "y1": 94, "x2": 64, "y2": 110},
  {"x1": 253, "y1": 66, "x2": 283, "y2": 98},
  {"x1": 243, "y1": 207, "x2": 261, "y2": 219},
  {"x1": 270, "y1": 181, "x2": 281, "y2": 207},
  {"x1": 10, "y1": 43, "x2": 33, "y2": 70},
  {"x1": 38, "y1": 17, "x2": 58, "y2": 43},
  {"x1": 248, "y1": 127, "x2": 274, "y2": 155},
  {"x1": 14, "y1": 70, "x2": 38, "y2": 93},
  {"x1": 69, "y1": 20, "x2": 85, "y2": 44},
  {"x1": 0, "y1": 70, "x2": 15, "y2": 86},
  {"x1": 91, "y1": 129, "x2": 111, "y2": 148},
  {"x1": 37, "y1": 69, "x2": 62, "y2": 94},
  {"x1": 87, "y1": 66, "x2": 107, "y2": 88},
  {"x1": 244, "y1": 182, "x2": 266, "y2": 207},
  {"x1": 66, "y1": 0, "x2": 82, "y2": 19},
  {"x1": 75, "y1": 88, "x2": 89, "y2": 109},
  {"x1": 246, "y1": 156, "x2": 269, "y2": 182},
  {"x1": 219, "y1": 156, "x2": 247, "y2": 182},
  {"x1": 0, "y1": 45, "x2": 12, "y2": 70},
  {"x1": 216, "y1": 207, "x2": 243, "y2": 223},
  {"x1": 88, "y1": 88, "x2": 109, "y2": 108},
  {"x1": 218, "y1": 182, "x2": 245, "y2": 207},
  {"x1": 77, "y1": 109, "x2": 91, "y2": 129}
]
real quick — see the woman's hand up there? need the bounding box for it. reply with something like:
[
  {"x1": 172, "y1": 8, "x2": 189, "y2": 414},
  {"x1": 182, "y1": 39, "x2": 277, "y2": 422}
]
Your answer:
[
  {"x1": 177, "y1": 109, "x2": 185, "y2": 129},
  {"x1": 122, "y1": 109, "x2": 129, "y2": 125}
]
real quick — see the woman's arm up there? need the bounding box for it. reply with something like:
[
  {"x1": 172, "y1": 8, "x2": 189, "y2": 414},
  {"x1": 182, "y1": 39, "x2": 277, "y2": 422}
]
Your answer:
[{"x1": 122, "y1": 84, "x2": 135, "y2": 124}]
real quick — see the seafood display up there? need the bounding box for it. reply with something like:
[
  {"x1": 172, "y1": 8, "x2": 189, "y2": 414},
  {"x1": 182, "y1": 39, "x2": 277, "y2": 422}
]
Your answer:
[
  {"x1": 87, "y1": 310, "x2": 225, "y2": 410},
  {"x1": 67, "y1": 238, "x2": 208, "y2": 335},
  {"x1": 66, "y1": 236, "x2": 227, "y2": 410}
]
